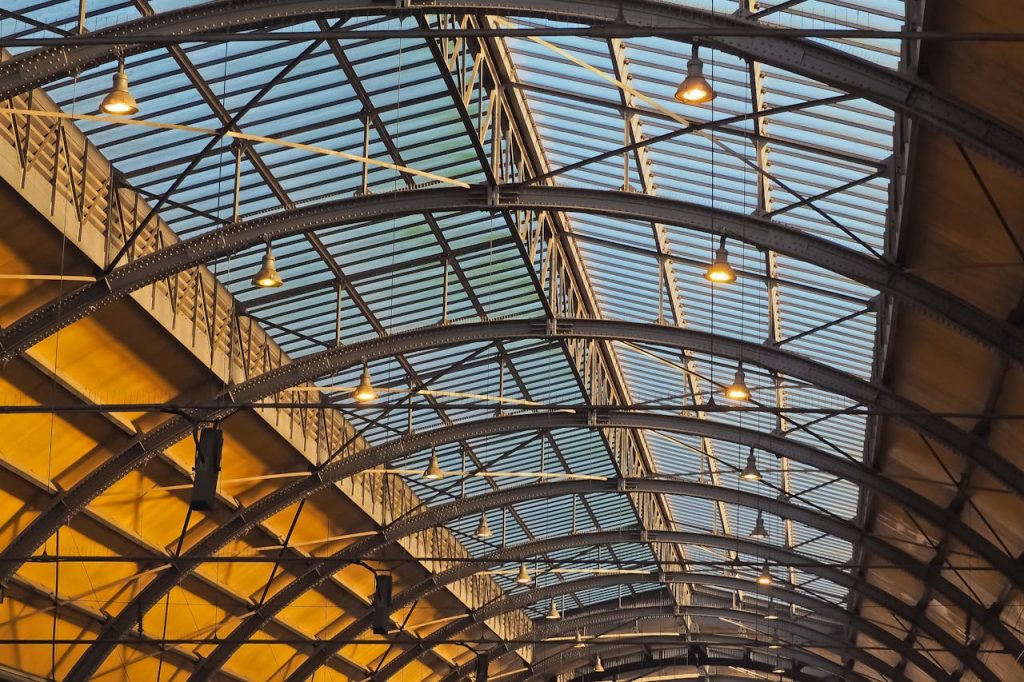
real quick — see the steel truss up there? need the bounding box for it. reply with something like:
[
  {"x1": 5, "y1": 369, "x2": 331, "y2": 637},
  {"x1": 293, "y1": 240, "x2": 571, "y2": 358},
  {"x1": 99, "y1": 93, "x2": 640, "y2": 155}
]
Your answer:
[
  {"x1": 367, "y1": 576, "x2": 905, "y2": 681},
  {"x1": 473, "y1": 605, "x2": 876, "y2": 682},
  {"x1": 0, "y1": 0, "x2": 1020, "y2": 174},
  {"x1": 61, "y1": 418, "x2": 1017, "y2": 680},
  {"x1": 1, "y1": 319, "x2": 1015, "y2": 678},
  {"x1": 288, "y1": 529, "x2": 984, "y2": 681},
  {"x1": 4, "y1": 186, "x2": 1021, "y2": 377}
]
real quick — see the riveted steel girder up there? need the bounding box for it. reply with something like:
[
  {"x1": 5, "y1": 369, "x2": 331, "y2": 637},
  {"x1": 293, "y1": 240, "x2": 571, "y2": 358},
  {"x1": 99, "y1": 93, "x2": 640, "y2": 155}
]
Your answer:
[
  {"x1": 421, "y1": 581, "x2": 901, "y2": 682},
  {"x1": 170, "y1": 461, "x2": 1019, "y2": 682},
  {"x1": 4, "y1": 187, "x2": 1023, "y2": 376},
  {"x1": 0, "y1": 0, "x2": 1021, "y2": 174},
  {"x1": 5, "y1": 320, "x2": 1017, "y2": 609},
  {"x1": 473, "y1": 606, "x2": 869, "y2": 682},
  {"x1": 8, "y1": 316, "x2": 1019, "y2": 597},
  {"x1": 287, "y1": 529, "x2": 987, "y2": 682},
  {"x1": 17, "y1": 374, "x2": 1020, "y2": 676}
]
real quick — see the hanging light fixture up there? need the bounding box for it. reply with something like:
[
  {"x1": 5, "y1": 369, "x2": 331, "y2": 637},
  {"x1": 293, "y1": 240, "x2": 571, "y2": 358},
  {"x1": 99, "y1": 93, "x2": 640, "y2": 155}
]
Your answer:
[
  {"x1": 740, "y1": 448, "x2": 762, "y2": 481},
  {"x1": 574, "y1": 632, "x2": 586, "y2": 649},
  {"x1": 750, "y1": 510, "x2": 769, "y2": 539},
  {"x1": 475, "y1": 513, "x2": 493, "y2": 540},
  {"x1": 251, "y1": 242, "x2": 284, "y2": 288},
  {"x1": 99, "y1": 58, "x2": 139, "y2": 116},
  {"x1": 724, "y1": 365, "x2": 751, "y2": 401},
  {"x1": 764, "y1": 610, "x2": 780, "y2": 621},
  {"x1": 515, "y1": 562, "x2": 531, "y2": 585},
  {"x1": 546, "y1": 599, "x2": 561, "y2": 620},
  {"x1": 674, "y1": 43, "x2": 716, "y2": 104},
  {"x1": 772, "y1": 662, "x2": 786, "y2": 674},
  {"x1": 353, "y1": 362, "x2": 378, "y2": 403},
  {"x1": 423, "y1": 448, "x2": 443, "y2": 480},
  {"x1": 757, "y1": 559, "x2": 773, "y2": 586},
  {"x1": 594, "y1": 655, "x2": 605, "y2": 673},
  {"x1": 703, "y1": 235, "x2": 736, "y2": 284}
]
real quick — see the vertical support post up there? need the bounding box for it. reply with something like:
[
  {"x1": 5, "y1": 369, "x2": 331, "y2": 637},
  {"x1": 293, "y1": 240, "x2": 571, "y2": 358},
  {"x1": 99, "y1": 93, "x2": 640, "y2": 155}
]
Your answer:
[
  {"x1": 441, "y1": 256, "x2": 450, "y2": 324},
  {"x1": 359, "y1": 110, "x2": 371, "y2": 196},
  {"x1": 78, "y1": 0, "x2": 87, "y2": 35},
  {"x1": 334, "y1": 284, "x2": 343, "y2": 347},
  {"x1": 232, "y1": 143, "x2": 242, "y2": 223}
]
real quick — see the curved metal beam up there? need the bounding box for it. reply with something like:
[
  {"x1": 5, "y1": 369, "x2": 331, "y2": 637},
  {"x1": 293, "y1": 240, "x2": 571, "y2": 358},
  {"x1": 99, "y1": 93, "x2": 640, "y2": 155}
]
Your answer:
[
  {"x1": 536, "y1": 612, "x2": 828, "y2": 681},
  {"x1": 477, "y1": 606, "x2": 867, "y2": 682},
  {"x1": 176, "y1": 460, "x2": 1019, "y2": 682},
  {"x1": 1, "y1": 0, "x2": 1021, "y2": 173},
  {"x1": 287, "y1": 529, "x2": 987, "y2": 682},
  {"x1": 55, "y1": 415, "x2": 1021, "y2": 679},
  {"x1": 5, "y1": 187, "x2": 1024, "y2": 377},
  {"x1": 409, "y1": 577, "x2": 905, "y2": 682},
  {"x1": 368, "y1": 572, "x2": 938, "y2": 682},
  {"x1": 4, "y1": 320, "x2": 1017, "y2": 623},
  {"x1": 464, "y1": 603, "x2": 869, "y2": 682}
]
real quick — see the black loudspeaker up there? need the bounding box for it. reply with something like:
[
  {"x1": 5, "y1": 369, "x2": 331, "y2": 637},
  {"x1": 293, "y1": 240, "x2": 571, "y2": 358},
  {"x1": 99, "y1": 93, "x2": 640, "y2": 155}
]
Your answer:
[
  {"x1": 371, "y1": 574, "x2": 394, "y2": 635},
  {"x1": 190, "y1": 427, "x2": 223, "y2": 511},
  {"x1": 475, "y1": 653, "x2": 489, "y2": 682}
]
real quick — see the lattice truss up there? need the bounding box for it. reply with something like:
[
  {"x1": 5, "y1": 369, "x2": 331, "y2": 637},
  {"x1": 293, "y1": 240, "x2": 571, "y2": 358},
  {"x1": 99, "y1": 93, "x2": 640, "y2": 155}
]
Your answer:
[{"x1": 0, "y1": 1, "x2": 1020, "y2": 681}]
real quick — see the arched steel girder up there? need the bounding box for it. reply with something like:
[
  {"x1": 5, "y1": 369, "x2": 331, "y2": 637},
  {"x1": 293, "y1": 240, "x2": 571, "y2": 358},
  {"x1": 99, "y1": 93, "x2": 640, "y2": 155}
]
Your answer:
[
  {"x1": 5, "y1": 186, "x2": 1024, "y2": 377},
  {"x1": 506, "y1": 637, "x2": 857, "y2": 682},
  {"x1": 7, "y1": 320, "x2": 1018, "y2": 676},
  {"x1": 285, "y1": 529, "x2": 988, "y2": 682},
  {"x1": 424, "y1": 587, "x2": 902, "y2": 682},
  {"x1": 470, "y1": 604, "x2": 867, "y2": 682},
  {"x1": 367, "y1": 573, "x2": 940, "y2": 682},
  {"x1": 60, "y1": 417, "x2": 1023, "y2": 681},
  {"x1": 536, "y1": 606, "x2": 847, "y2": 679},
  {"x1": 502, "y1": 606, "x2": 867, "y2": 682},
  {"x1": 558, "y1": 649, "x2": 828, "y2": 682},
  {"x1": 0, "y1": 0, "x2": 1021, "y2": 174}
]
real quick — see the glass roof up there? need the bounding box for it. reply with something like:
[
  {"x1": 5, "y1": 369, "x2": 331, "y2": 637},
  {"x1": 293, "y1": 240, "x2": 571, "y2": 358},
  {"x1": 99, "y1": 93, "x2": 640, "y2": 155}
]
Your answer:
[{"x1": 2, "y1": 0, "x2": 908, "y2": 676}]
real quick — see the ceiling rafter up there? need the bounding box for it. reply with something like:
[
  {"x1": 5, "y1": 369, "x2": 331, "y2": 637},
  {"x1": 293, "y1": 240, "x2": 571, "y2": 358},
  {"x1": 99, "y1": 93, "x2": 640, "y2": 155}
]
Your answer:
[
  {"x1": 285, "y1": 528, "x2": 990, "y2": 681},
  {"x1": 1, "y1": 0, "x2": 1020, "y2": 174},
  {"x1": 59, "y1": 406, "x2": 1018, "y2": 680}
]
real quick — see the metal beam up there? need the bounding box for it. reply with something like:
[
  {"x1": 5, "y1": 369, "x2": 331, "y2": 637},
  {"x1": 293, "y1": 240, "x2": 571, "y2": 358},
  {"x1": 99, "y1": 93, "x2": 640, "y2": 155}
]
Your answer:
[
  {"x1": 286, "y1": 529, "x2": 984, "y2": 682},
  {"x1": 3, "y1": 320, "x2": 1019, "y2": 680},
  {"x1": 480, "y1": 606, "x2": 870, "y2": 682},
  {"x1": 426, "y1": 588, "x2": 901, "y2": 682},
  {"x1": 0, "y1": 0, "x2": 1021, "y2": 173},
  {"x1": 3, "y1": 318, "x2": 1018, "y2": 597},
  {"x1": 4, "y1": 187, "x2": 1021, "y2": 378}
]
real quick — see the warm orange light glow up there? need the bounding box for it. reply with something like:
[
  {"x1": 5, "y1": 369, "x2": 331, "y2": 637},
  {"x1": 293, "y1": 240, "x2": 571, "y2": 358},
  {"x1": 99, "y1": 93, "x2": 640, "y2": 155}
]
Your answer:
[
  {"x1": 354, "y1": 364, "x2": 377, "y2": 403},
  {"x1": 703, "y1": 246, "x2": 736, "y2": 283}
]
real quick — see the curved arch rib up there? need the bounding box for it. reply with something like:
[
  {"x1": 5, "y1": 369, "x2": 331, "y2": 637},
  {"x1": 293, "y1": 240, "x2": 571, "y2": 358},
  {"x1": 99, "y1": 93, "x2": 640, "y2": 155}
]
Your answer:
[
  {"x1": 0, "y1": 0, "x2": 1021, "y2": 174},
  {"x1": 532, "y1": 609, "x2": 855, "y2": 682},
  {"x1": 172, "y1": 466, "x2": 1011, "y2": 679},
  {"x1": 286, "y1": 529, "x2": 985, "y2": 682},
  {"x1": 422, "y1": 585, "x2": 905, "y2": 682},
  {"x1": 4, "y1": 187, "x2": 1023, "y2": 379},
  {"x1": 4, "y1": 320, "x2": 1017, "y2": 602},
  {"x1": 463, "y1": 605, "x2": 883, "y2": 682}
]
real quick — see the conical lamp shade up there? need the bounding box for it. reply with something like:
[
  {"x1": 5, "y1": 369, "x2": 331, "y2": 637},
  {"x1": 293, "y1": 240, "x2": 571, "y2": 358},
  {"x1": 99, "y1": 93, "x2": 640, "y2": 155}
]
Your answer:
[
  {"x1": 475, "y1": 513, "x2": 493, "y2": 539},
  {"x1": 99, "y1": 66, "x2": 139, "y2": 115},
  {"x1": 703, "y1": 245, "x2": 735, "y2": 283},
  {"x1": 740, "y1": 450, "x2": 762, "y2": 481},
  {"x1": 251, "y1": 244, "x2": 283, "y2": 288},
  {"x1": 574, "y1": 632, "x2": 586, "y2": 649},
  {"x1": 750, "y1": 510, "x2": 769, "y2": 540},
  {"x1": 724, "y1": 368, "x2": 751, "y2": 401},
  {"x1": 674, "y1": 56, "x2": 716, "y2": 104},
  {"x1": 546, "y1": 599, "x2": 560, "y2": 620},
  {"x1": 423, "y1": 449, "x2": 443, "y2": 480},
  {"x1": 594, "y1": 655, "x2": 604, "y2": 673},
  {"x1": 353, "y1": 364, "x2": 377, "y2": 403},
  {"x1": 515, "y1": 563, "x2": 531, "y2": 584},
  {"x1": 757, "y1": 559, "x2": 773, "y2": 586}
]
